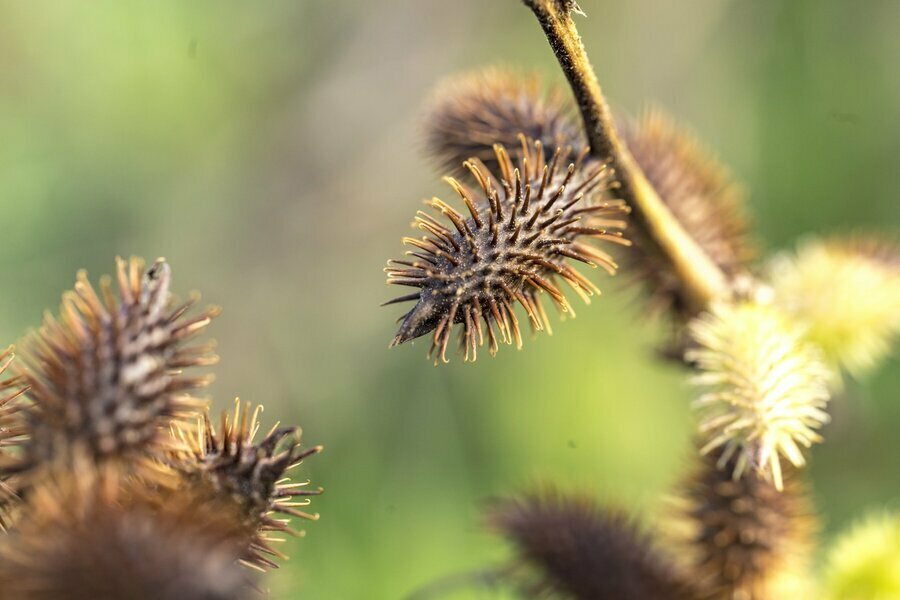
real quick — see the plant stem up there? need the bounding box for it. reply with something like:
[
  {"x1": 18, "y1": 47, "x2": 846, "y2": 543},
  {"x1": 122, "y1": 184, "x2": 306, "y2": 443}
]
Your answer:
[{"x1": 523, "y1": 0, "x2": 730, "y2": 309}]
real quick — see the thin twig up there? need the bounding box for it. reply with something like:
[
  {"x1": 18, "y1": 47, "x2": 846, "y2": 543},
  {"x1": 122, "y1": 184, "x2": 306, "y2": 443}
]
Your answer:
[{"x1": 523, "y1": 0, "x2": 731, "y2": 310}]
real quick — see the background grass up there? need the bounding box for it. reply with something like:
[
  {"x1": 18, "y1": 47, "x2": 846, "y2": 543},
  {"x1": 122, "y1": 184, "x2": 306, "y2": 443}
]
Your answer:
[{"x1": 1, "y1": 1, "x2": 898, "y2": 598}]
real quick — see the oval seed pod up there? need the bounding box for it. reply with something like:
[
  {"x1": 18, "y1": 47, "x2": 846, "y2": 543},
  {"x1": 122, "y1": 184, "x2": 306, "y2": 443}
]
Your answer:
[
  {"x1": 425, "y1": 67, "x2": 583, "y2": 176},
  {"x1": 488, "y1": 489, "x2": 696, "y2": 600},
  {"x1": 170, "y1": 400, "x2": 322, "y2": 572},
  {"x1": 5, "y1": 257, "x2": 219, "y2": 493},
  {"x1": 667, "y1": 446, "x2": 816, "y2": 600},
  {"x1": 385, "y1": 138, "x2": 630, "y2": 364},
  {"x1": 686, "y1": 300, "x2": 832, "y2": 491}
]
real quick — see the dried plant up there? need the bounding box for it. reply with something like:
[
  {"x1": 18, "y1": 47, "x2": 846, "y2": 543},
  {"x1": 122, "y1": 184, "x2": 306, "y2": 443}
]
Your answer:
[
  {"x1": 389, "y1": 1, "x2": 900, "y2": 598},
  {"x1": 0, "y1": 0, "x2": 895, "y2": 597},
  {"x1": 422, "y1": 78, "x2": 752, "y2": 326},
  {"x1": 488, "y1": 489, "x2": 696, "y2": 599},
  {"x1": 426, "y1": 68, "x2": 583, "y2": 175},
  {"x1": 0, "y1": 460, "x2": 254, "y2": 600},
  {"x1": 0, "y1": 347, "x2": 27, "y2": 527},
  {"x1": 170, "y1": 400, "x2": 322, "y2": 571},
  {"x1": 667, "y1": 447, "x2": 816, "y2": 599},
  {"x1": 386, "y1": 138, "x2": 629, "y2": 363},
  {"x1": 0, "y1": 257, "x2": 322, "y2": 597},
  {"x1": 1, "y1": 257, "x2": 219, "y2": 498}
]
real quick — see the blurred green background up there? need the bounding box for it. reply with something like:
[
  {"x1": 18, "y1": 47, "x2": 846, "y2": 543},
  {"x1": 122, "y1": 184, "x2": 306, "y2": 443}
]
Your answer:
[{"x1": 1, "y1": 1, "x2": 898, "y2": 598}]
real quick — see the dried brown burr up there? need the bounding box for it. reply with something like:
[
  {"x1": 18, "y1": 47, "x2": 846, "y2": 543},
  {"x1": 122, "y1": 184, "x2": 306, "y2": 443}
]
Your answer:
[
  {"x1": 386, "y1": 137, "x2": 629, "y2": 363},
  {"x1": 0, "y1": 462, "x2": 254, "y2": 600},
  {"x1": 171, "y1": 401, "x2": 322, "y2": 572},
  {"x1": 489, "y1": 489, "x2": 696, "y2": 600},
  {"x1": 1, "y1": 257, "x2": 219, "y2": 499},
  {"x1": 668, "y1": 447, "x2": 815, "y2": 600},
  {"x1": 426, "y1": 68, "x2": 583, "y2": 176}
]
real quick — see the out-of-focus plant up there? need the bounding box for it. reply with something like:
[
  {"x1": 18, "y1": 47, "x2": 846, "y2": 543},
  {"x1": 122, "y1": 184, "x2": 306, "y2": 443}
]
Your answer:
[
  {"x1": 386, "y1": 1, "x2": 900, "y2": 598},
  {"x1": 822, "y1": 511, "x2": 900, "y2": 600},
  {"x1": 768, "y1": 236, "x2": 900, "y2": 382},
  {"x1": 0, "y1": 258, "x2": 322, "y2": 599}
]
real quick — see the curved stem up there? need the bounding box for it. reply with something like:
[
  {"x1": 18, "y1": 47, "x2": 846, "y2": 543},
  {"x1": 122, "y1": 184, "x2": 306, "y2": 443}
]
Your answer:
[{"x1": 523, "y1": 0, "x2": 730, "y2": 309}]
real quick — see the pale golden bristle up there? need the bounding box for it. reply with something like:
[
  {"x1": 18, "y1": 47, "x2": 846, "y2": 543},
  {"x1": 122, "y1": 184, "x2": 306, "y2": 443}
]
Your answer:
[{"x1": 686, "y1": 300, "x2": 832, "y2": 491}]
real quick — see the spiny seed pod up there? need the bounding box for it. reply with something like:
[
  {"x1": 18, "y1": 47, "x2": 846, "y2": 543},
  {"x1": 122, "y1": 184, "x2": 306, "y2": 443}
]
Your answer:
[
  {"x1": 0, "y1": 346, "x2": 28, "y2": 528},
  {"x1": 823, "y1": 511, "x2": 900, "y2": 600},
  {"x1": 686, "y1": 300, "x2": 832, "y2": 490},
  {"x1": 425, "y1": 68, "x2": 583, "y2": 176},
  {"x1": 768, "y1": 235, "x2": 900, "y2": 380},
  {"x1": 619, "y1": 109, "x2": 753, "y2": 319},
  {"x1": 4, "y1": 257, "x2": 219, "y2": 493},
  {"x1": 0, "y1": 461, "x2": 254, "y2": 600},
  {"x1": 171, "y1": 400, "x2": 322, "y2": 571},
  {"x1": 385, "y1": 138, "x2": 630, "y2": 364},
  {"x1": 488, "y1": 489, "x2": 696, "y2": 600},
  {"x1": 667, "y1": 447, "x2": 816, "y2": 600}
]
